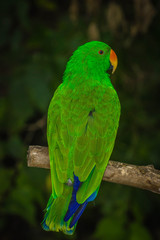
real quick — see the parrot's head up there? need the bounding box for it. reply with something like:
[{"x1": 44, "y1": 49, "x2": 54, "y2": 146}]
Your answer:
[{"x1": 67, "y1": 41, "x2": 118, "y2": 78}]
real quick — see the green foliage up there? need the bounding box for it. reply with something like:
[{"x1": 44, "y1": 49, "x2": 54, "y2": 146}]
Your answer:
[
  {"x1": 129, "y1": 222, "x2": 152, "y2": 240},
  {"x1": 0, "y1": 168, "x2": 14, "y2": 196},
  {"x1": 95, "y1": 217, "x2": 126, "y2": 240},
  {"x1": 1, "y1": 0, "x2": 160, "y2": 239}
]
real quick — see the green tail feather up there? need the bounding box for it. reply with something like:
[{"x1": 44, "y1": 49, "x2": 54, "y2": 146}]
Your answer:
[{"x1": 42, "y1": 185, "x2": 76, "y2": 235}]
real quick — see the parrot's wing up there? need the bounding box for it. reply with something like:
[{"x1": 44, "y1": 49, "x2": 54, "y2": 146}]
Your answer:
[
  {"x1": 48, "y1": 85, "x2": 120, "y2": 204},
  {"x1": 47, "y1": 85, "x2": 83, "y2": 199},
  {"x1": 47, "y1": 85, "x2": 70, "y2": 198},
  {"x1": 72, "y1": 86, "x2": 121, "y2": 204}
]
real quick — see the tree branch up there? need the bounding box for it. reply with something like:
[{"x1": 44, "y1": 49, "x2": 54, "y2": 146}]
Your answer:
[{"x1": 27, "y1": 145, "x2": 160, "y2": 195}]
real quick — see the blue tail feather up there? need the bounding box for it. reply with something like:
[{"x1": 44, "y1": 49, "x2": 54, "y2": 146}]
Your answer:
[
  {"x1": 64, "y1": 174, "x2": 98, "y2": 228},
  {"x1": 64, "y1": 200, "x2": 80, "y2": 222},
  {"x1": 64, "y1": 175, "x2": 81, "y2": 222},
  {"x1": 69, "y1": 202, "x2": 88, "y2": 228},
  {"x1": 42, "y1": 219, "x2": 50, "y2": 231}
]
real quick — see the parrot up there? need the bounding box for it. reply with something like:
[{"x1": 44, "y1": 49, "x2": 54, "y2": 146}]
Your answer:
[{"x1": 42, "y1": 41, "x2": 121, "y2": 234}]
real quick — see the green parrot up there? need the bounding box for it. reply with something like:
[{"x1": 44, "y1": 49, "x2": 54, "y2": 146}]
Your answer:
[{"x1": 42, "y1": 41, "x2": 120, "y2": 234}]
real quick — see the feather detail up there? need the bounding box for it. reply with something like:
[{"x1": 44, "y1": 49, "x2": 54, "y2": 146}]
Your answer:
[
  {"x1": 64, "y1": 175, "x2": 81, "y2": 222},
  {"x1": 42, "y1": 185, "x2": 75, "y2": 235},
  {"x1": 64, "y1": 175, "x2": 98, "y2": 226},
  {"x1": 69, "y1": 202, "x2": 88, "y2": 228}
]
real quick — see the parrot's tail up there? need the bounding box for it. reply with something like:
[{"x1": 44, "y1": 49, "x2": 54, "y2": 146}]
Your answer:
[
  {"x1": 42, "y1": 185, "x2": 75, "y2": 235},
  {"x1": 42, "y1": 175, "x2": 98, "y2": 235}
]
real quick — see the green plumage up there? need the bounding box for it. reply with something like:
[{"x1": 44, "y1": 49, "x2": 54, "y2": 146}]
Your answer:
[{"x1": 43, "y1": 41, "x2": 121, "y2": 234}]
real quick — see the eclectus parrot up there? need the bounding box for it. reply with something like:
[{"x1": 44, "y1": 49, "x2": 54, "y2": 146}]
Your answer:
[{"x1": 42, "y1": 41, "x2": 120, "y2": 234}]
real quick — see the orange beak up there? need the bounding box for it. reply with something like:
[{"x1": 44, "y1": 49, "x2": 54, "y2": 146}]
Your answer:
[{"x1": 110, "y1": 49, "x2": 118, "y2": 74}]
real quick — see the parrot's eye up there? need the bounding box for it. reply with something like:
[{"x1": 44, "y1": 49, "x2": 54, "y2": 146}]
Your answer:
[{"x1": 98, "y1": 50, "x2": 104, "y2": 55}]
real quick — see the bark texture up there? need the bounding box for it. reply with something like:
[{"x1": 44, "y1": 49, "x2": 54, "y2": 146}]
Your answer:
[{"x1": 27, "y1": 145, "x2": 160, "y2": 195}]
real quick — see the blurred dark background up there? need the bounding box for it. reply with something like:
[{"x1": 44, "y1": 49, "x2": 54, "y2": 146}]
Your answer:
[{"x1": 1, "y1": 0, "x2": 160, "y2": 239}]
